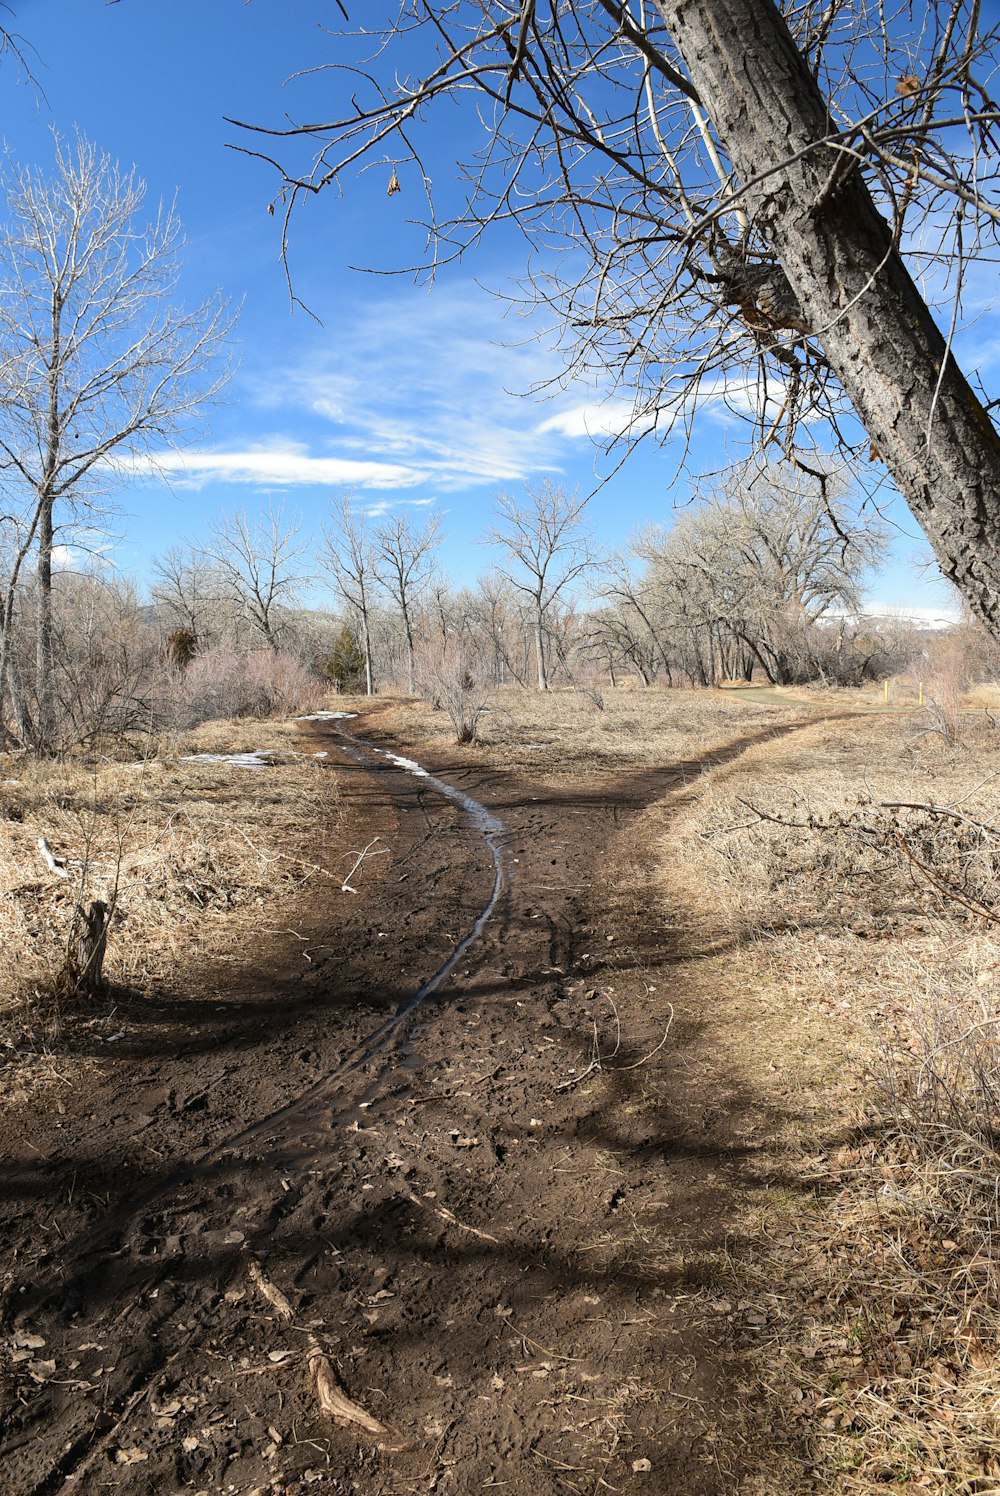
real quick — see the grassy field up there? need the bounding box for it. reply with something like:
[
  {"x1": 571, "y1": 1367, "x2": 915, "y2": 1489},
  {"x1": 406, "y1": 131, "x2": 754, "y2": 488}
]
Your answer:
[{"x1": 0, "y1": 716, "x2": 347, "y2": 1100}]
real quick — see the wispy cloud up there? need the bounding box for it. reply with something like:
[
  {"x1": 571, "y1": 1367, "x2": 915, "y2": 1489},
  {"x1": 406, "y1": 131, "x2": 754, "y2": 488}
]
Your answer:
[
  {"x1": 129, "y1": 283, "x2": 637, "y2": 503},
  {"x1": 247, "y1": 281, "x2": 631, "y2": 491},
  {"x1": 131, "y1": 444, "x2": 429, "y2": 491},
  {"x1": 537, "y1": 399, "x2": 638, "y2": 440}
]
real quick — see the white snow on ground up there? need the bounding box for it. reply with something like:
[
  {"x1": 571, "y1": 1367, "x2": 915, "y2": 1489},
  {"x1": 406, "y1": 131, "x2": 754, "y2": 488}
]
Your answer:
[
  {"x1": 381, "y1": 751, "x2": 430, "y2": 778},
  {"x1": 296, "y1": 711, "x2": 359, "y2": 721},
  {"x1": 181, "y1": 752, "x2": 275, "y2": 770}
]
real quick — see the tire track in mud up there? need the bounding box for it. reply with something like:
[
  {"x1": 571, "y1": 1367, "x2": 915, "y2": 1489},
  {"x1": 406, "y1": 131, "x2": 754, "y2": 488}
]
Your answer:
[
  {"x1": 2, "y1": 707, "x2": 841, "y2": 1496},
  {"x1": 1, "y1": 723, "x2": 507, "y2": 1496}
]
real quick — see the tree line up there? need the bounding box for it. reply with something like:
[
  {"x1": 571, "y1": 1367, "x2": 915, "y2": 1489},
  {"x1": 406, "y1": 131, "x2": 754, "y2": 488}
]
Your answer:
[{"x1": 0, "y1": 457, "x2": 932, "y2": 753}]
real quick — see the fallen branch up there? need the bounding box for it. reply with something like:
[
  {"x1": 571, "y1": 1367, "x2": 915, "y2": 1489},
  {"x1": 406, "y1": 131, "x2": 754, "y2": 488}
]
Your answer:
[
  {"x1": 341, "y1": 836, "x2": 388, "y2": 893},
  {"x1": 401, "y1": 1186, "x2": 500, "y2": 1244},
  {"x1": 612, "y1": 1005, "x2": 675, "y2": 1072},
  {"x1": 308, "y1": 1345, "x2": 396, "y2": 1438},
  {"x1": 37, "y1": 835, "x2": 69, "y2": 879},
  {"x1": 558, "y1": 1002, "x2": 674, "y2": 1085},
  {"x1": 247, "y1": 1258, "x2": 406, "y2": 1449},
  {"x1": 895, "y1": 832, "x2": 1000, "y2": 926},
  {"x1": 247, "y1": 1258, "x2": 293, "y2": 1319},
  {"x1": 222, "y1": 821, "x2": 336, "y2": 882},
  {"x1": 556, "y1": 992, "x2": 622, "y2": 1090}
]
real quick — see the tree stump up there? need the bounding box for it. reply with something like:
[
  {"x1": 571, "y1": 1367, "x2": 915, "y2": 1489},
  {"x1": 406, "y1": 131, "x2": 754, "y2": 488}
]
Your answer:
[{"x1": 62, "y1": 899, "x2": 110, "y2": 999}]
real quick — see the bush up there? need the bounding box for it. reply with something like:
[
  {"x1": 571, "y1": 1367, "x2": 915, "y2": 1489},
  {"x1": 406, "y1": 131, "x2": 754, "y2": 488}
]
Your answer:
[
  {"x1": 415, "y1": 638, "x2": 490, "y2": 743},
  {"x1": 328, "y1": 623, "x2": 366, "y2": 692},
  {"x1": 167, "y1": 648, "x2": 325, "y2": 725}
]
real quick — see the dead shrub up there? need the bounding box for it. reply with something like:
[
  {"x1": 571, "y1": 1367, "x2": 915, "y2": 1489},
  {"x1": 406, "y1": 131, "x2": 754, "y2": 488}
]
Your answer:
[
  {"x1": 414, "y1": 637, "x2": 491, "y2": 743},
  {"x1": 166, "y1": 647, "x2": 325, "y2": 725}
]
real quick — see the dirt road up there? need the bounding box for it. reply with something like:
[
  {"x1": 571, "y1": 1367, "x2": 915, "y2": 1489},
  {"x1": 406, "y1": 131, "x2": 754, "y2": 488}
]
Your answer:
[{"x1": 1, "y1": 710, "x2": 814, "y2": 1495}]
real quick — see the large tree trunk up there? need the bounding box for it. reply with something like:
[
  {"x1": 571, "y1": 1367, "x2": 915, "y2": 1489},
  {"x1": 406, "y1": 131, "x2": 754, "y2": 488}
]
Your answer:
[
  {"x1": 35, "y1": 493, "x2": 55, "y2": 751},
  {"x1": 533, "y1": 611, "x2": 548, "y2": 690},
  {"x1": 655, "y1": 0, "x2": 1000, "y2": 635}
]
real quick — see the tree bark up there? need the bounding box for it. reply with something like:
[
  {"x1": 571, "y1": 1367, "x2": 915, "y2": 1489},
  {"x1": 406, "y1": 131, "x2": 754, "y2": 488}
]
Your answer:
[
  {"x1": 655, "y1": 0, "x2": 1000, "y2": 633},
  {"x1": 35, "y1": 493, "x2": 54, "y2": 750},
  {"x1": 61, "y1": 899, "x2": 110, "y2": 1000},
  {"x1": 361, "y1": 609, "x2": 374, "y2": 696},
  {"x1": 533, "y1": 611, "x2": 548, "y2": 691}
]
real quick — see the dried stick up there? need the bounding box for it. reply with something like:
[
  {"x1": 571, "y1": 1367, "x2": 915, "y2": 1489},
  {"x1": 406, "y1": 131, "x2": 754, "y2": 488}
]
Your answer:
[
  {"x1": 37, "y1": 835, "x2": 69, "y2": 879},
  {"x1": 247, "y1": 1259, "x2": 406, "y2": 1449},
  {"x1": 341, "y1": 836, "x2": 388, "y2": 894},
  {"x1": 612, "y1": 1005, "x2": 675, "y2": 1072},
  {"x1": 401, "y1": 1187, "x2": 500, "y2": 1244}
]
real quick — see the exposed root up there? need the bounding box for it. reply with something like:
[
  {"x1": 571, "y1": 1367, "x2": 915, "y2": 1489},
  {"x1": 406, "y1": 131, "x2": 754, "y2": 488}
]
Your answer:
[{"x1": 247, "y1": 1258, "x2": 407, "y2": 1451}]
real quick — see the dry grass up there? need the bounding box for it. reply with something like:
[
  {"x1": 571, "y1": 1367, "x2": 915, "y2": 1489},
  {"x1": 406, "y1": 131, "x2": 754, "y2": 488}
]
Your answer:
[
  {"x1": 369, "y1": 681, "x2": 809, "y2": 779},
  {"x1": 653, "y1": 702, "x2": 1000, "y2": 1493},
  {"x1": 0, "y1": 714, "x2": 345, "y2": 1065}
]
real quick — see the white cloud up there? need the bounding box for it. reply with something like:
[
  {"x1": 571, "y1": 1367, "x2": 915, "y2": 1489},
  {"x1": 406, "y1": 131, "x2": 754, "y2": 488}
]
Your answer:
[
  {"x1": 536, "y1": 399, "x2": 637, "y2": 440},
  {"x1": 125, "y1": 283, "x2": 655, "y2": 502},
  {"x1": 132, "y1": 444, "x2": 429, "y2": 491},
  {"x1": 249, "y1": 281, "x2": 630, "y2": 491}
]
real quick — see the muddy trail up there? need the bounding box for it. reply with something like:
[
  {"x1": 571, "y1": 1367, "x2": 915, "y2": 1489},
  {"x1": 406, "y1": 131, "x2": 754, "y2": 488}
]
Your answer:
[{"x1": 1, "y1": 712, "x2": 818, "y2": 1495}]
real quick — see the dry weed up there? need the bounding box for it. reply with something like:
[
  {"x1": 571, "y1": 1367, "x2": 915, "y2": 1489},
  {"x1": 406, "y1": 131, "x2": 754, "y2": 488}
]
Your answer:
[
  {"x1": 372, "y1": 682, "x2": 808, "y2": 781},
  {"x1": 658, "y1": 704, "x2": 1000, "y2": 1493},
  {"x1": 0, "y1": 716, "x2": 343, "y2": 1052}
]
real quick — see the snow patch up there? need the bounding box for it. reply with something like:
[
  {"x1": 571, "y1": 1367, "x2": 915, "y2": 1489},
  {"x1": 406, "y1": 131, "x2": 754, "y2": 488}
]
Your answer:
[
  {"x1": 297, "y1": 710, "x2": 358, "y2": 721},
  {"x1": 381, "y1": 751, "x2": 430, "y2": 778},
  {"x1": 182, "y1": 751, "x2": 275, "y2": 770}
]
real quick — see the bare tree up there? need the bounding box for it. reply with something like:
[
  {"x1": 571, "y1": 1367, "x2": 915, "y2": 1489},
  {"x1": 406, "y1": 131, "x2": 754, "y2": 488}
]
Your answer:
[
  {"x1": 205, "y1": 504, "x2": 307, "y2": 650},
  {"x1": 321, "y1": 494, "x2": 378, "y2": 695},
  {"x1": 632, "y1": 461, "x2": 887, "y2": 684},
  {"x1": 372, "y1": 509, "x2": 441, "y2": 693},
  {"x1": 235, "y1": 3, "x2": 1000, "y2": 639},
  {"x1": 486, "y1": 481, "x2": 599, "y2": 691},
  {"x1": 469, "y1": 569, "x2": 532, "y2": 686},
  {"x1": 150, "y1": 543, "x2": 228, "y2": 657},
  {"x1": 0, "y1": 135, "x2": 232, "y2": 750},
  {"x1": 0, "y1": 133, "x2": 230, "y2": 748}
]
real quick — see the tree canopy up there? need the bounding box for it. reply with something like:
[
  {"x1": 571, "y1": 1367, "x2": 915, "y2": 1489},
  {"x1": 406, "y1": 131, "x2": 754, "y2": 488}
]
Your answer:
[{"x1": 233, "y1": 1, "x2": 1000, "y2": 634}]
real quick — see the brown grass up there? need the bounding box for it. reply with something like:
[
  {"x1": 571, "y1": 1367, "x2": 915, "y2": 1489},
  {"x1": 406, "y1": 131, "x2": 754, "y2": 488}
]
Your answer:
[
  {"x1": 0, "y1": 714, "x2": 345, "y2": 1064},
  {"x1": 653, "y1": 700, "x2": 1000, "y2": 1494},
  {"x1": 367, "y1": 681, "x2": 809, "y2": 779}
]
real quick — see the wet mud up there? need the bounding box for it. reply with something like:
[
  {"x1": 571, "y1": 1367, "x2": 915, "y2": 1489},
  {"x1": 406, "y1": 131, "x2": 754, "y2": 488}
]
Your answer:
[{"x1": 0, "y1": 712, "x2": 813, "y2": 1495}]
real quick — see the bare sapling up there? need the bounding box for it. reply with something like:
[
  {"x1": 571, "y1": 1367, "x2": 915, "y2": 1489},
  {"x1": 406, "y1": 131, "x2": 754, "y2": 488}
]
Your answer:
[
  {"x1": 61, "y1": 899, "x2": 110, "y2": 999},
  {"x1": 415, "y1": 636, "x2": 491, "y2": 744}
]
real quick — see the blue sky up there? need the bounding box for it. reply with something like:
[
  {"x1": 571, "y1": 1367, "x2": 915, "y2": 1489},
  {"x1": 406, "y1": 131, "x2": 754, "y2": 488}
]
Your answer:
[{"x1": 0, "y1": 0, "x2": 966, "y2": 618}]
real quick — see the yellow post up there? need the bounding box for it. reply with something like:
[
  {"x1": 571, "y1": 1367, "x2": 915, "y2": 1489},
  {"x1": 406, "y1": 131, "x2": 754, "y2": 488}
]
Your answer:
[
  {"x1": 884, "y1": 679, "x2": 889, "y2": 705},
  {"x1": 919, "y1": 682, "x2": 924, "y2": 707}
]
